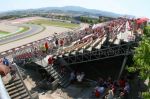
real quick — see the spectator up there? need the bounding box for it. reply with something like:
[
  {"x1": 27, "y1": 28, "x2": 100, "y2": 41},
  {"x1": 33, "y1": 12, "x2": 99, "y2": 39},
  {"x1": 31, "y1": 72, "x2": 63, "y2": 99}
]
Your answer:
[
  {"x1": 9, "y1": 62, "x2": 17, "y2": 80},
  {"x1": 119, "y1": 77, "x2": 126, "y2": 88},
  {"x1": 3, "y1": 57, "x2": 9, "y2": 66},
  {"x1": 45, "y1": 42, "x2": 49, "y2": 53},
  {"x1": 95, "y1": 86, "x2": 105, "y2": 95},
  {"x1": 98, "y1": 77, "x2": 104, "y2": 87},
  {"x1": 55, "y1": 39, "x2": 59, "y2": 47},
  {"x1": 48, "y1": 56, "x2": 54, "y2": 64},
  {"x1": 105, "y1": 89, "x2": 114, "y2": 99},
  {"x1": 70, "y1": 71, "x2": 75, "y2": 83},
  {"x1": 76, "y1": 72, "x2": 85, "y2": 82},
  {"x1": 124, "y1": 82, "x2": 130, "y2": 94},
  {"x1": 60, "y1": 38, "x2": 64, "y2": 47},
  {"x1": 95, "y1": 89, "x2": 101, "y2": 98}
]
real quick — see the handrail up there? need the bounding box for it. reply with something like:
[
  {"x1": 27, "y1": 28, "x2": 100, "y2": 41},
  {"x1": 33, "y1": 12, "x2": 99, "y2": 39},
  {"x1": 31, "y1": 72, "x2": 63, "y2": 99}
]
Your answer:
[
  {"x1": 0, "y1": 75, "x2": 11, "y2": 99},
  {"x1": 0, "y1": 19, "x2": 129, "y2": 58},
  {"x1": 14, "y1": 64, "x2": 33, "y2": 99}
]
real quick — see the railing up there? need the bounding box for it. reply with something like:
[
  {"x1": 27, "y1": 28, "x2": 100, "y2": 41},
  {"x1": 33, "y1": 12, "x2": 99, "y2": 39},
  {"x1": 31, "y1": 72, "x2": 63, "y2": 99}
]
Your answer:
[
  {"x1": 14, "y1": 64, "x2": 33, "y2": 99},
  {"x1": 63, "y1": 42, "x2": 137, "y2": 65},
  {"x1": 0, "y1": 19, "x2": 129, "y2": 59},
  {"x1": 0, "y1": 75, "x2": 11, "y2": 99}
]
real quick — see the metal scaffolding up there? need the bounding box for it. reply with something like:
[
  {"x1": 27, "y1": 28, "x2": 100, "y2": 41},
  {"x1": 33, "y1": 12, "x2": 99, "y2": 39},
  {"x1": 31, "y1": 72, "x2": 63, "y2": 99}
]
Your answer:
[{"x1": 62, "y1": 42, "x2": 137, "y2": 65}]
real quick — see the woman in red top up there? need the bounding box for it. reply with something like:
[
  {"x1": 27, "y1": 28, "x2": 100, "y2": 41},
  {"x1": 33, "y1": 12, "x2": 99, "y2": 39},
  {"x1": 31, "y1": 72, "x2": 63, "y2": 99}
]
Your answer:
[
  {"x1": 48, "y1": 57, "x2": 54, "y2": 64},
  {"x1": 119, "y1": 78, "x2": 126, "y2": 88}
]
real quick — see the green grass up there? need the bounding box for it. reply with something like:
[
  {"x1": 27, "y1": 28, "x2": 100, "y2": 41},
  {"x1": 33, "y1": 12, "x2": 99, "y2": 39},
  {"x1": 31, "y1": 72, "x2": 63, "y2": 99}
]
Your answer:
[
  {"x1": 0, "y1": 30, "x2": 9, "y2": 34},
  {"x1": 17, "y1": 26, "x2": 29, "y2": 33},
  {"x1": 142, "y1": 92, "x2": 150, "y2": 99},
  {"x1": 0, "y1": 26, "x2": 29, "y2": 39},
  {"x1": 28, "y1": 19, "x2": 79, "y2": 29}
]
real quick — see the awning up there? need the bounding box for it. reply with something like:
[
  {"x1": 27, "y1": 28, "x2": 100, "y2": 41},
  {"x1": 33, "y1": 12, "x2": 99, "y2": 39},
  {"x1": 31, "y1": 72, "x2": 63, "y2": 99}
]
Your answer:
[{"x1": 136, "y1": 18, "x2": 149, "y2": 24}]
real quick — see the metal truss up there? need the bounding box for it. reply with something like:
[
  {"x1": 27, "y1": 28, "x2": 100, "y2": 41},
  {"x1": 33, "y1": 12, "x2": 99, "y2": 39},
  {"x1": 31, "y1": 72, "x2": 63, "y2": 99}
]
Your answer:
[{"x1": 62, "y1": 42, "x2": 138, "y2": 65}]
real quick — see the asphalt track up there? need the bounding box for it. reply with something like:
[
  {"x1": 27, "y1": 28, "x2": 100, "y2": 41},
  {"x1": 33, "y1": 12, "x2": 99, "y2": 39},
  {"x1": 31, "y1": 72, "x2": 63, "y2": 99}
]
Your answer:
[{"x1": 0, "y1": 24, "x2": 44, "y2": 45}]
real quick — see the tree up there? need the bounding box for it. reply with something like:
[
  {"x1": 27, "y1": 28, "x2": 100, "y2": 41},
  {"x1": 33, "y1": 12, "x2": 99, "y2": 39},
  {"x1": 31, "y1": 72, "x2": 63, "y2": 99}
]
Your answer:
[
  {"x1": 128, "y1": 26, "x2": 150, "y2": 79},
  {"x1": 144, "y1": 26, "x2": 150, "y2": 37}
]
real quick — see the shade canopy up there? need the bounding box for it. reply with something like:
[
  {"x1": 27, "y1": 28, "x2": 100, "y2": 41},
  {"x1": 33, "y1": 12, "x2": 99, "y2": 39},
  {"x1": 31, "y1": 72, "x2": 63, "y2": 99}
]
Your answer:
[{"x1": 136, "y1": 18, "x2": 149, "y2": 24}]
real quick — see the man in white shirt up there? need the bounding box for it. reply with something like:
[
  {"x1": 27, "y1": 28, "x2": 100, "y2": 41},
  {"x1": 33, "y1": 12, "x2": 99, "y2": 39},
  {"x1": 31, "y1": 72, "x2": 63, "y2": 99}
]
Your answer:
[{"x1": 77, "y1": 72, "x2": 85, "y2": 82}]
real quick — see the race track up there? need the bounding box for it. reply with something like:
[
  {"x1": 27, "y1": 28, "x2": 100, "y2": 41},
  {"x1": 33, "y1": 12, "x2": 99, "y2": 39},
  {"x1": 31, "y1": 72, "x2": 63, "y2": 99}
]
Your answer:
[{"x1": 0, "y1": 24, "x2": 44, "y2": 45}]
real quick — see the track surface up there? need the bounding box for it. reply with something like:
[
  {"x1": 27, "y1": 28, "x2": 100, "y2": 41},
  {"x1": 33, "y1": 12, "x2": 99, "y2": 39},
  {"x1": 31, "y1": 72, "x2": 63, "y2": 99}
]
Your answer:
[{"x1": 0, "y1": 24, "x2": 44, "y2": 45}]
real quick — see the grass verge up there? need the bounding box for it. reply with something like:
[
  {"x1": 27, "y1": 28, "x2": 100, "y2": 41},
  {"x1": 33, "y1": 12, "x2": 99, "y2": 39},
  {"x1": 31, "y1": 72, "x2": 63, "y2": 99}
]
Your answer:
[
  {"x1": 0, "y1": 26, "x2": 29, "y2": 39},
  {"x1": 28, "y1": 19, "x2": 79, "y2": 29},
  {"x1": 0, "y1": 30, "x2": 9, "y2": 34}
]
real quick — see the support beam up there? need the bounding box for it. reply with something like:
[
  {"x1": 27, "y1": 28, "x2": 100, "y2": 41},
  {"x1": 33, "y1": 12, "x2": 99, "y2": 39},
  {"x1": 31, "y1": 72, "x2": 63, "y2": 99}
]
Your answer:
[
  {"x1": 118, "y1": 55, "x2": 128, "y2": 80},
  {"x1": 105, "y1": 26, "x2": 110, "y2": 46}
]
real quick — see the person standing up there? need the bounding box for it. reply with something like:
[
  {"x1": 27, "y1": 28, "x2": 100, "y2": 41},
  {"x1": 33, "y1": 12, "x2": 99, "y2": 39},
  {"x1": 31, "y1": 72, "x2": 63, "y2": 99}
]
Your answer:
[
  {"x1": 45, "y1": 42, "x2": 49, "y2": 53},
  {"x1": 9, "y1": 62, "x2": 17, "y2": 80},
  {"x1": 70, "y1": 71, "x2": 75, "y2": 83}
]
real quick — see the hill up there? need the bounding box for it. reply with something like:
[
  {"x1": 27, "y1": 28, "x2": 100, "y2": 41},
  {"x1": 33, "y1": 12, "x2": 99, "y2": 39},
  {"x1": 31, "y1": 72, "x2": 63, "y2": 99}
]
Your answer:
[{"x1": 0, "y1": 6, "x2": 134, "y2": 18}]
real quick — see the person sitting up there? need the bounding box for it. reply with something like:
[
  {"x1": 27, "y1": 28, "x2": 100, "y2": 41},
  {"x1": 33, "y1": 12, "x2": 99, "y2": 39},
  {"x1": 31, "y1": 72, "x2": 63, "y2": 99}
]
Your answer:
[
  {"x1": 9, "y1": 62, "x2": 17, "y2": 80},
  {"x1": 97, "y1": 86, "x2": 105, "y2": 94},
  {"x1": 97, "y1": 77, "x2": 104, "y2": 86},
  {"x1": 76, "y1": 72, "x2": 85, "y2": 82},
  {"x1": 94, "y1": 86, "x2": 105, "y2": 97},
  {"x1": 70, "y1": 71, "x2": 75, "y2": 83},
  {"x1": 119, "y1": 77, "x2": 126, "y2": 88},
  {"x1": 105, "y1": 89, "x2": 114, "y2": 99},
  {"x1": 95, "y1": 89, "x2": 101, "y2": 98},
  {"x1": 123, "y1": 82, "x2": 130, "y2": 99}
]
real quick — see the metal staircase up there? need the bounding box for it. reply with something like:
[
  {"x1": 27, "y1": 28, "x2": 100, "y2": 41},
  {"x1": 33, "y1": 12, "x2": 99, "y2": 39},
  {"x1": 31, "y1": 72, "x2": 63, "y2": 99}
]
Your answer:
[
  {"x1": 4, "y1": 65, "x2": 32, "y2": 99},
  {"x1": 44, "y1": 64, "x2": 71, "y2": 88}
]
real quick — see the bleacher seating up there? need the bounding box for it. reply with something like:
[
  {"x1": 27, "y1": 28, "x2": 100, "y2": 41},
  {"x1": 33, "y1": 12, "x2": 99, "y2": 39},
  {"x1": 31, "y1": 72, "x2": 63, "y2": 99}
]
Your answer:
[{"x1": 12, "y1": 18, "x2": 134, "y2": 64}]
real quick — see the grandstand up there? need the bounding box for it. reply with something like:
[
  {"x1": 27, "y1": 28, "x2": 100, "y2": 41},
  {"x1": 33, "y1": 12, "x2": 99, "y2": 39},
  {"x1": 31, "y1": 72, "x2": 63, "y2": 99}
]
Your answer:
[{"x1": 0, "y1": 17, "x2": 143, "y2": 99}]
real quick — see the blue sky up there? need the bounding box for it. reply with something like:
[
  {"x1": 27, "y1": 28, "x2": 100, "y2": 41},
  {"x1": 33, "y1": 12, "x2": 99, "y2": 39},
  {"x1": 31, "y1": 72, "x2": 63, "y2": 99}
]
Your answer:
[{"x1": 0, "y1": 0, "x2": 149, "y2": 18}]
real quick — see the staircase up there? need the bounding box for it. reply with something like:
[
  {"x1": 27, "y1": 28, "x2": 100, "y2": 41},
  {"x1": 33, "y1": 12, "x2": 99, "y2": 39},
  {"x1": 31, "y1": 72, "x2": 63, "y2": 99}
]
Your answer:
[
  {"x1": 5, "y1": 79, "x2": 31, "y2": 99},
  {"x1": 44, "y1": 64, "x2": 71, "y2": 88},
  {"x1": 4, "y1": 64, "x2": 32, "y2": 99}
]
